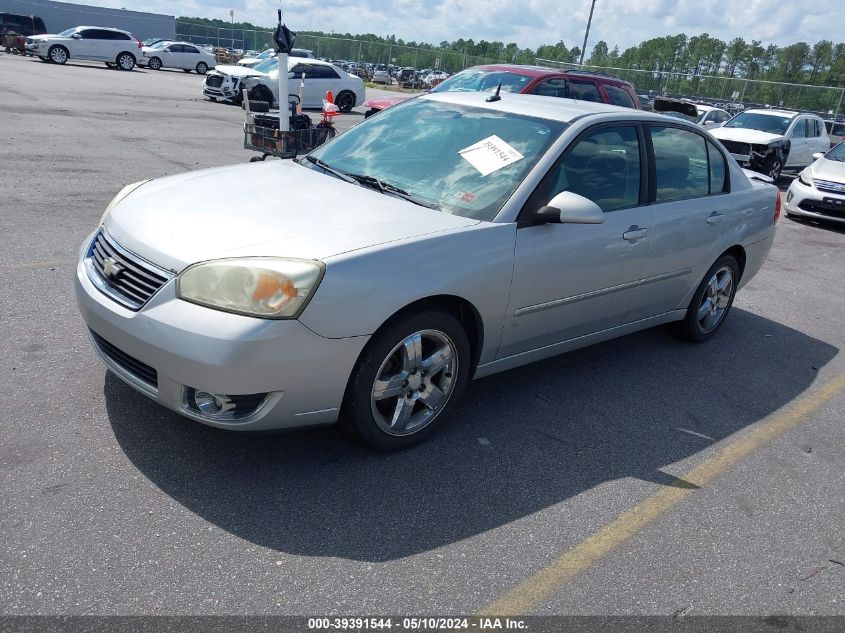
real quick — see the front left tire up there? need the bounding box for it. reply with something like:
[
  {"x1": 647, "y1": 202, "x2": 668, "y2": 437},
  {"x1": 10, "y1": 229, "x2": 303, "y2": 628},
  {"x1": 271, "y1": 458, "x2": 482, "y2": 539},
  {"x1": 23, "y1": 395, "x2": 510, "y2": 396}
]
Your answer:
[
  {"x1": 341, "y1": 310, "x2": 471, "y2": 451},
  {"x1": 196, "y1": 62, "x2": 208, "y2": 74},
  {"x1": 48, "y1": 45, "x2": 68, "y2": 64},
  {"x1": 147, "y1": 56, "x2": 162, "y2": 70}
]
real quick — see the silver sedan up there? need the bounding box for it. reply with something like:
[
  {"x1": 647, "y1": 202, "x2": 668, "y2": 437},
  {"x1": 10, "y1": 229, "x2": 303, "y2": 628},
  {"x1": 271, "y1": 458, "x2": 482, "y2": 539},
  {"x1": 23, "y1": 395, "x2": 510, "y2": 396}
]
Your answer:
[{"x1": 75, "y1": 93, "x2": 779, "y2": 450}]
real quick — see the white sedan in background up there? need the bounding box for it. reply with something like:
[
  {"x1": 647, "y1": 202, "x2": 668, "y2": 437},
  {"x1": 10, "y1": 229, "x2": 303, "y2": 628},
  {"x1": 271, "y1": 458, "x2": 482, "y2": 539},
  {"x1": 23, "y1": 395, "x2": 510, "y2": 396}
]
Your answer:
[
  {"x1": 237, "y1": 48, "x2": 274, "y2": 68},
  {"x1": 785, "y1": 142, "x2": 845, "y2": 224},
  {"x1": 141, "y1": 41, "x2": 216, "y2": 74},
  {"x1": 206, "y1": 57, "x2": 364, "y2": 112}
]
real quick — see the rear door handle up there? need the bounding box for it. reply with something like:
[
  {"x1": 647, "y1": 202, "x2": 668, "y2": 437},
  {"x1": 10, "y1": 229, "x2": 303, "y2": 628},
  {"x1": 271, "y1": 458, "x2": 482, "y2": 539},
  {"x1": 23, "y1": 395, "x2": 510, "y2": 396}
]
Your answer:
[
  {"x1": 706, "y1": 212, "x2": 725, "y2": 225},
  {"x1": 622, "y1": 226, "x2": 649, "y2": 241}
]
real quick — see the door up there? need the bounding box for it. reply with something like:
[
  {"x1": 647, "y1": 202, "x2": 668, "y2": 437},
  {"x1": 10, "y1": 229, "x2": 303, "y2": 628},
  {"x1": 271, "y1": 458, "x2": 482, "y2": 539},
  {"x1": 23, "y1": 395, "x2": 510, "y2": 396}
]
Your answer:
[
  {"x1": 498, "y1": 124, "x2": 652, "y2": 359},
  {"x1": 787, "y1": 117, "x2": 810, "y2": 167},
  {"x1": 624, "y1": 125, "x2": 731, "y2": 322},
  {"x1": 297, "y1": 63, "x2": 341, "y2": 108},
  {"x1": 73, "y1": 29, "x2": 102, "y2": 59},
  {"x1": 180, "y1": 44, "x2": 202, "y2": 69},
  {"x1": 159, "y1": 44, "x2": 180, "y2": 67}
]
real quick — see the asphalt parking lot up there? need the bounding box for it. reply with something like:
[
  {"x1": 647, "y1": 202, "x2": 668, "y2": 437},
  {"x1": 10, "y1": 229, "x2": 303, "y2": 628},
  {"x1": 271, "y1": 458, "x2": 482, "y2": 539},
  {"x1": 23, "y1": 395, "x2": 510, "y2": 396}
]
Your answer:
[{"x1": 1, "y1": 53, "x2": 844, "y2": 618}]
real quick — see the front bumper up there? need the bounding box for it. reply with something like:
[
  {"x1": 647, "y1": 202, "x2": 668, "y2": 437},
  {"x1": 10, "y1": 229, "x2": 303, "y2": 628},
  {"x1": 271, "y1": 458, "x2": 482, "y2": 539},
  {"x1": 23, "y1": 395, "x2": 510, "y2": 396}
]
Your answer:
[
  {"x1": 75, "y1": 244, "x2": 369, "y2": 431},
  {"x1": 202, "y1": 75, "x2": 242, "y2": 101},
  {"x1": 784, "y1": 179, "x2": 845, "y2": 224}
]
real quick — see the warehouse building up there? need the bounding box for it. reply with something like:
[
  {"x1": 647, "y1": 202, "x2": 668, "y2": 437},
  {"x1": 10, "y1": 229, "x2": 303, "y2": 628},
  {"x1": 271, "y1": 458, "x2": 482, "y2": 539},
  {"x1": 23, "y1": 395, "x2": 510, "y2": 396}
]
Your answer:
[{"x1": 0, "y1": 0, "x2": 174, "y2": 40}]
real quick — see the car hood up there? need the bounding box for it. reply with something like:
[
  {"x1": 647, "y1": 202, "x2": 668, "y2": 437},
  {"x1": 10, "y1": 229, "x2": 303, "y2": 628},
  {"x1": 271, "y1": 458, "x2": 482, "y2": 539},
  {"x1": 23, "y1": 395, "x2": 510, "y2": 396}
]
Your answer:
[
  {"x1": 710, "y1": 127, "x2": 784, "y2": 145},
  {"x1": 104, "y1": 161, "x2": 479, "y2": 272},
  {"x1": 809, "y1": 157, "x2": 845, "y2": 183},
  {"x1": 210, "y1": 64, "x2": 264, "y2": 78}
]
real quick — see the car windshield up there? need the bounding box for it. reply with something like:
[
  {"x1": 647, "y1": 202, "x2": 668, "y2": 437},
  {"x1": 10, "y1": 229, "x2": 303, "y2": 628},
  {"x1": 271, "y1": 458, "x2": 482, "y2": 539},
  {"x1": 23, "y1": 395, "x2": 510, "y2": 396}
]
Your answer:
[
  {"x1": 58, "y1": 28, "x2": 78, "y2": 36},
  {"x1": 431, "y1": 69, "x2": 533, "y2": 94},
  {"x1": 305, "y1": 98, "x2": 567, "y2": 221},
  {"x1": 255, "y1": 49, "x2": 273, "y2": 59},
  {"x1": 149, "y1": 41, "x2": 170, "y2": 49},
  {"x1": 724, "y1": 112, "x2": 792, "y2": 135},
  {"x1": 825, "y1": 142, "x2": 845, "y2": 162},
  {"x1": 253, "y1": 57, "x2": 279, "y2": 74}
]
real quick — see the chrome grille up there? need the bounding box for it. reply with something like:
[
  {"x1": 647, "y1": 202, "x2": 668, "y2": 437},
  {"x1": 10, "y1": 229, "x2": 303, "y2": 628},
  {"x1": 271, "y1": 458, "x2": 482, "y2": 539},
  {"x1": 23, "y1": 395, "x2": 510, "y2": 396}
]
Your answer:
[
  {"x1": 206, "y1": 74, "x2": 224, "y2": 88},
  {"x1": 813, "y1": 179, "x2": 845, "y2": 195},
  {"x1": 86, "y1": 230, "x2": 172, "y2": 310}
]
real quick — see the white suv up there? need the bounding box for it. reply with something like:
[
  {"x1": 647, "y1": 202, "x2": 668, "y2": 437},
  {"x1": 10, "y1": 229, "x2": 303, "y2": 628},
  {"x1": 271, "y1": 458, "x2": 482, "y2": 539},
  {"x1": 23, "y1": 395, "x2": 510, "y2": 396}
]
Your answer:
[{"x1": 26, "y1": 26, "x2": 143, "y2": 71}]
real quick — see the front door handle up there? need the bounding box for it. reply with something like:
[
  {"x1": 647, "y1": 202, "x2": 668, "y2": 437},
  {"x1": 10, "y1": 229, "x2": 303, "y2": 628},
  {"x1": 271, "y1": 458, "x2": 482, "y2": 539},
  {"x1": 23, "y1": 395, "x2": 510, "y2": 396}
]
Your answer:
[
  {"x1": 706, "y1": 212, "x2": 725, "y2": 225},
  {"x1": 622, "y1": 226, "x2": 649, "y2": 241}
]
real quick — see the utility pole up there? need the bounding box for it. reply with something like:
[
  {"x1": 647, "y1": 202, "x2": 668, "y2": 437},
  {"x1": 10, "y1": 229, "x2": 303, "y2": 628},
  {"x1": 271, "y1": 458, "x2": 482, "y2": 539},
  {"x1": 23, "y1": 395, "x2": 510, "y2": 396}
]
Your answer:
[
  {"x1": 579, "y1": 0, "x2": 597, "y2": 66},
  {"x1": 229, "y1": 9, "x2": 234, "y2": 49}
]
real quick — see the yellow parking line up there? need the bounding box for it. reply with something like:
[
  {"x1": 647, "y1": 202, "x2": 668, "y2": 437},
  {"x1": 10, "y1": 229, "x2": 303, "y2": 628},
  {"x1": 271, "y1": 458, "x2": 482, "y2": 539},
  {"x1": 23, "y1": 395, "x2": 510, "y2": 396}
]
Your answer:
[{"x1": 479, "y1": 371, "x2": 845, "y2": 616}]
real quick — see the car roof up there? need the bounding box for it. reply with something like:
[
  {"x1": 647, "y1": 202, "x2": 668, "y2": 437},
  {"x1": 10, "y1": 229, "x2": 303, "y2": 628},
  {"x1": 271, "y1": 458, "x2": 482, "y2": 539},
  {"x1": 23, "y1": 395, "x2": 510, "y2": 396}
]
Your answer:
[
  {"x1": 421, "y1": 90, "x2": 678, "y2": 124},
  {"x1": 75, "y1": 25, "x2": 129, "y2": 32},
  {"x1": 471, "y1": 64, "x2": 632, "y2": 87},
  {"x1": 744, "y1": 108, "x2": 805, "y2": 118}
]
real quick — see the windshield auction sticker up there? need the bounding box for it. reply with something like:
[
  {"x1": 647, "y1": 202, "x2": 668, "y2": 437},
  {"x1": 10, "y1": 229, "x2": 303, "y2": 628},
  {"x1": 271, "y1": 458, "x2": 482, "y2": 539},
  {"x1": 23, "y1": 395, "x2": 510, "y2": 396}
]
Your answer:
[{"x1": 459, "y1": 135, "x2": 524, "y2": 176}]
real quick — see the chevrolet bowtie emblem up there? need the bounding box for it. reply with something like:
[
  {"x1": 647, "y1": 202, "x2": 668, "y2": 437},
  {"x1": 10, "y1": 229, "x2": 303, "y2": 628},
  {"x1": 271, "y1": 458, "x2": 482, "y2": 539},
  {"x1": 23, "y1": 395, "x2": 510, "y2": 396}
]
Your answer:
[{"x1": 102, "y1": 256, "x2": 122, "y2": 279}]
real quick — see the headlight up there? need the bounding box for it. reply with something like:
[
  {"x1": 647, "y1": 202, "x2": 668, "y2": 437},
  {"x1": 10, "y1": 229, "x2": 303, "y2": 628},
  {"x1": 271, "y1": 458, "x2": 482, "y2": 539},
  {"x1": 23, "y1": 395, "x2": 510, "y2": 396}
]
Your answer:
[
  {"x1": 798, "y1": 170, "x2": 813, "y2": 187},
  {"x1": 99, "y1": 180, "x2": 150, "y2": 224},
  {"x1": 177, "y1": 258, "x2": 324, "y2": 319}
]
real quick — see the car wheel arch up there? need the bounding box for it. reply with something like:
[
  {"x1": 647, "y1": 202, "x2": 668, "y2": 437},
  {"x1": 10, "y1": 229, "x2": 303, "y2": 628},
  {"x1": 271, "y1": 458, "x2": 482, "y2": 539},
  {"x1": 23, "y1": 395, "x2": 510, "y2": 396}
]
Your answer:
[{"x1": 365, "y1": 295, "x2": 484, "y2": 373}]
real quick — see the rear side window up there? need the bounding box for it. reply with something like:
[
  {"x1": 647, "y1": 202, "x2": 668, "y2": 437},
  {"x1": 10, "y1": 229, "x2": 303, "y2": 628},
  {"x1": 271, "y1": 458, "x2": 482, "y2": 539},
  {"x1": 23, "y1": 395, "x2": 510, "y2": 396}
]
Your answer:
[
  {"x1": 651, "y1": 126, "x2": 709, "y2": 202},
  {"x1": 569, "y1": 80, "x2": 602, "y2": 103},
  {"x1": 707, "y1": 141, "x2": 727, "y2": 194},
  {"x1": 604, "y1": 85, "x2": 635, "y2": 109},
  {"x1": 183, "y1": 45, "x2": 199, "y2": 54},
  {"x1": 535, "y1": 125, "x2": 642, "y2": 212}
]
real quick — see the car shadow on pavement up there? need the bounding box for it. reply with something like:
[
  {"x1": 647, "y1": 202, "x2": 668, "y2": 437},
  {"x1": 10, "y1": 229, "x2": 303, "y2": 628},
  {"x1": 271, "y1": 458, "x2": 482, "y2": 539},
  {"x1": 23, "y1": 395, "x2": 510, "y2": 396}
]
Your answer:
[{"x1": 104, "y1": 308, "x2": 837, "y2": 562}]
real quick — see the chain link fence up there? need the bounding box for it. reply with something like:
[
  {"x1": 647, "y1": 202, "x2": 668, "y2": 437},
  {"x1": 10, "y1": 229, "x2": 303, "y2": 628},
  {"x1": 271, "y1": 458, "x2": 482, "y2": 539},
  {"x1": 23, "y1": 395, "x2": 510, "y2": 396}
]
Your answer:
[
  {"x1": 537, "y1": 59, "x2": 845, "y2": 117},
  {"x1": 173, "y1": 22, "x2": 845, "y2": 116}
]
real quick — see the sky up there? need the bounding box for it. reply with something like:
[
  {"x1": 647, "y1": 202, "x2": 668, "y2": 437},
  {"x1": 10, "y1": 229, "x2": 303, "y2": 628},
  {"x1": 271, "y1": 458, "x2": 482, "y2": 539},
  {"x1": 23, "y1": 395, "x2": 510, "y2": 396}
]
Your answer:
[{"x1": 59, "y1": 0, "x2": 841, "y2": 51}]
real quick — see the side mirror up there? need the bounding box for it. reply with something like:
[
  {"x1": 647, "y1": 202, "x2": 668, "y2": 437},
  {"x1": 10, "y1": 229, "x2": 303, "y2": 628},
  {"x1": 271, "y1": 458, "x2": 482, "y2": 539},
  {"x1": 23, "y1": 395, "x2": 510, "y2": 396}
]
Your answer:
[
  {"x1": 71, "y1": 33, "x2": 81, "y2": 39},
  {"x1": 288, "y1": 71, "x2": 295, "y2": 79},
  {"x1": 536, "y1": 191, "x2": 604, "y2": 224},
  {"x1": 812, "y1": 152, "x2": 825, "y2": 160}
]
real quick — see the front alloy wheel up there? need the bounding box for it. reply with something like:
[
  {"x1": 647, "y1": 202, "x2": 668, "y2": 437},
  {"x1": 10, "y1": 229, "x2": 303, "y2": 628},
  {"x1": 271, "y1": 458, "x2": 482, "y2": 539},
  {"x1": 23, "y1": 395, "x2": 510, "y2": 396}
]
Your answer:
[
  {"x1": 342, "y1": 311, "x2": 471, "y2": 450},
  {"x1": 371, "y1": 330, "x2": 458, "y2": 436},
  {"x1": 147, "y1": 56, "x2": 161, "y2": 70},
  {"x1": 49, "y1": 46, "x2": 67, "y2": 64},
  {"x1": 196, "y1": 62, "x2": 208, "y2": 74}
]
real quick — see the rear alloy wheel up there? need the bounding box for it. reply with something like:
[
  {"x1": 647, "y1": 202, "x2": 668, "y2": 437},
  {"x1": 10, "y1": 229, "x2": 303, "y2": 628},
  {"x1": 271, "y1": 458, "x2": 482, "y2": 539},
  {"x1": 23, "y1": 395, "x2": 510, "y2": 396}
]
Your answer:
[
  {"x1": 116, "y1": 52, "x2": 135, "y2": 71},
  {"x1": 335, "y1": 90, "x2": 355, "y2": 113},
  {"x1": 48, "y1": 45, "x2": 68, "y2": 64},
  {"x1": 196, "y1": 62, "x2": 208, "y2": 75},
  {"x1": 342, "y1": 311, "x2": 471, "y2": 450},
  {"x1": 147, "y1": 56, "x2": 162, "y2": 70},
  {"x1": 676, "y1": 255, "x2": 739, "y2": 342}
]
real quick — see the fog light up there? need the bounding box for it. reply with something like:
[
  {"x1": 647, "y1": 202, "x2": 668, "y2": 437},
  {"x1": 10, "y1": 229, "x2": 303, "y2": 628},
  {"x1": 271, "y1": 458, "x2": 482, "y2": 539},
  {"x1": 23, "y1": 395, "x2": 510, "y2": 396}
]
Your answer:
[{"x1": 194, "y1": 390, "x2": 234, "y2": 415}]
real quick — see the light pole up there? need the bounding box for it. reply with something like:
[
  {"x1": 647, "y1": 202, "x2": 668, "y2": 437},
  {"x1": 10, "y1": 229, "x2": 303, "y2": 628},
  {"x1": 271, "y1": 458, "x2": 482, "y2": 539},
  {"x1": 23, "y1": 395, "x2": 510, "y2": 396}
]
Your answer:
[
  {"x1": 578, "y1": 0, "x2": 597, "y2": 66},
  {"x1": 230, "y1": 9, "x2": 234, "y2": 49}
]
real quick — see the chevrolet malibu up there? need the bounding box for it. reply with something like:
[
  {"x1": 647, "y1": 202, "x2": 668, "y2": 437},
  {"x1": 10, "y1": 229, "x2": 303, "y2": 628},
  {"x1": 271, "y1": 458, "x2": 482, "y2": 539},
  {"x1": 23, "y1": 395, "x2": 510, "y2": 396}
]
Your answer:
[{"x1": 75, "y1": 93, "x2": 779, "y2": 450}]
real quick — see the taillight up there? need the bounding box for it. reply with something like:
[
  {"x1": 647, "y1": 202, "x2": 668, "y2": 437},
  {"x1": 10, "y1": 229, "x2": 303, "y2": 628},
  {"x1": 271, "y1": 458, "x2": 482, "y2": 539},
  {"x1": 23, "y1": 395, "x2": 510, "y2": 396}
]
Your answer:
[
  {"x1": 774, "y1": 189, "x2": 782, "y2": 223},
  {"x1": 133, "y1": 34, "x2": 141, "y2": 49}
]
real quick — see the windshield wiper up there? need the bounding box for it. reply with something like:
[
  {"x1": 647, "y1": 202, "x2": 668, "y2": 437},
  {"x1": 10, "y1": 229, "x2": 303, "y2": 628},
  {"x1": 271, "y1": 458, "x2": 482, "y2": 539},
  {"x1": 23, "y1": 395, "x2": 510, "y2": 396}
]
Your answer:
[
  {"x1": 304, "y1": 156, "x2": 438, "y2": 209},
  {"x1": 345, "y1": 173, "x2": 439, "y2": 209},
  {"x1": 304, "y1": 155, "x2": 357, "y2": 184}
]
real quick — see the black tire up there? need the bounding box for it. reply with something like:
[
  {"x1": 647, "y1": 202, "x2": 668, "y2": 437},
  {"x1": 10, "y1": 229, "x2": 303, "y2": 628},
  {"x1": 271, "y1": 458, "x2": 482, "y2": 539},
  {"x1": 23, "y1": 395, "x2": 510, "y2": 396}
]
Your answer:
[
  {"x1": 147, "y1": 56, "x2": 162, "y2": 70},
  {"x1": 196, "y1": 61, "x2": 208, "y2": 74},
  {"x1": 248, "y1": 85, "x2": 274, "y2": 108},
  {"x1": 336, "y1": 90, "x2": 356, "y2": 113},
  {"x1": 341, "y1": 310, "x2": 471, "y2": 451},
  {"x1": 116, "y1": 52, "x2": 135, "y2": 71},
  {"x1": 675, "y1": 255, "x2": 740, "y2": 343},
  {"x1": 48, "y1": 45, "x2": 68, "y2": 65}
]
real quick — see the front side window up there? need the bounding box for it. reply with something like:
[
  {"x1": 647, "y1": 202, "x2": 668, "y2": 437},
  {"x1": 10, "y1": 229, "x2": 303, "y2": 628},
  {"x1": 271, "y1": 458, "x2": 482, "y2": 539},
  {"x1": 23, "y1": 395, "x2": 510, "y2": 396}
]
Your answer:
[
  {"x1": 80, "y1": 29, "x2": 100, "y2": 39},
  {"x1": 306, "y1": 99, "x2": 567, "y2": 221},
  {"x1": 651, "y1": 126, "x2": 709, "y2": 202},
  {"x1": 532, "y1": 125, "x2": 641, "y2": 213},
  {"x1": 604, "y1": 85, "x2": 636, "y2": 109},
  {"x1": 792, "y1": 119, "x2": 807, "y2": 138}
]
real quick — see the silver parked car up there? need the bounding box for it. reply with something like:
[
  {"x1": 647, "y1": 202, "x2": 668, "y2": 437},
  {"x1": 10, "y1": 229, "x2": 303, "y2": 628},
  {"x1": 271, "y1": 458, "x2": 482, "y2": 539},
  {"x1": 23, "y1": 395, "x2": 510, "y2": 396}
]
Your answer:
[{"x1": 75, "y1": 93, "x2": 779, "y2": 450}]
